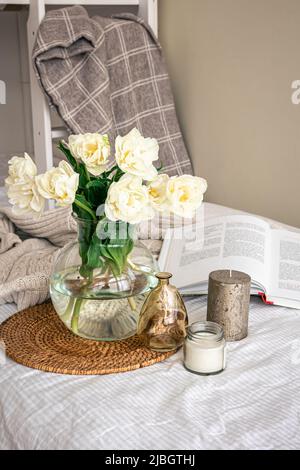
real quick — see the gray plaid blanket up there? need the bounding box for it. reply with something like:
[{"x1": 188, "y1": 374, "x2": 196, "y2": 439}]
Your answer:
[{"x1": 33, "y1": 6, "x2": 193, "y2": 176}]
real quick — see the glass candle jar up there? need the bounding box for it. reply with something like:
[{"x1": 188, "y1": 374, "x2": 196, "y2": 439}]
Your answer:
[{"x1": 184, "y1": 321, "x2": 226, "y2": 375}]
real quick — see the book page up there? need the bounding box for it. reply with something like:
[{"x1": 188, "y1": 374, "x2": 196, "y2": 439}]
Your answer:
[
  {"x1": 269, "y1": 229, "x2": 300, "y2": 302},
  {"x1": 160, "y1": 215, "x2": 271, "y2": 291}
]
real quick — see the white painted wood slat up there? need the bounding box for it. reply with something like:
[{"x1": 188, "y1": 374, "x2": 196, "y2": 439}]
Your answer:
[{"x1": 27, "y1": 0, "x2": 53, "y2": 174}]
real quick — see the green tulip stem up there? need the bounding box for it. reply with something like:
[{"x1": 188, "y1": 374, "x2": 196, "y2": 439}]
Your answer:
[
  {"x1": 71, "y1": 298, "x2": 83, "y2": 334},
  {"x1": 61, "y1": 296, "x2": 76, "y2": 322},
  {"x1": 74, "y1": 198, "x2": 97, "y2": 221}
]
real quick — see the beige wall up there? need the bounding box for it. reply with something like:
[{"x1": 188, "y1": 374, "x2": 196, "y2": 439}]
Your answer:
[{"x1": 159, "y1": 0, "x2": 300, "y2": 227}]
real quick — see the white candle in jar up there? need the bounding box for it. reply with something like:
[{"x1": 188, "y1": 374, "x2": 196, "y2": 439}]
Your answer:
[{"x1": 184, "y1": 321, "x2": 226, "y2": 375}]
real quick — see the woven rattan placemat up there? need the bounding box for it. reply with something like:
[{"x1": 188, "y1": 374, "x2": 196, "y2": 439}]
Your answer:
[{"x1": 0, "y1": 302, "x2": 175, "y2": 375}]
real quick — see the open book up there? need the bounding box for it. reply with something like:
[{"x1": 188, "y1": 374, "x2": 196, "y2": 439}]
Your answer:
[{"x1": 158, "y1": 214, "x2": 300, "y2": 309}]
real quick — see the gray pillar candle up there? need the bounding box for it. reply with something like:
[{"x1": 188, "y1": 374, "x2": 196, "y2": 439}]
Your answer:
[{"x1": 207, "y1": 270, "x2": 251, "y2": 341}]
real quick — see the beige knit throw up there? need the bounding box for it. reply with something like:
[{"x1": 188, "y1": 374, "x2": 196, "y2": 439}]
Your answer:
[{"x1": 0, "y1": 206, "x2": 77, "y2": 310}]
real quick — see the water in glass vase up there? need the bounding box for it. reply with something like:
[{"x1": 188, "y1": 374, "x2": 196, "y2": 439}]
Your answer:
[
  {"x1": 50, "y1": 216, "x2": 158, "y2": 341},
  {"x1": 50, "y1": 261, "x2": 157, "y2": 341}
]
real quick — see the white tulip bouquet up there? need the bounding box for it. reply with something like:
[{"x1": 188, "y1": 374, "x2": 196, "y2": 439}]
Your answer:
[{"x1": 6, "y1": 128, "x2": 207, "y2": 280}]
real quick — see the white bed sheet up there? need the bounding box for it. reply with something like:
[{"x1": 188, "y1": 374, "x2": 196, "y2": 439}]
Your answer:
[
  {"x1": 1, "y1": 297, "x2": 300, "y2": 450},
  {"x1": 0, "y1": 199, "x2": 300, "y2": 450}
]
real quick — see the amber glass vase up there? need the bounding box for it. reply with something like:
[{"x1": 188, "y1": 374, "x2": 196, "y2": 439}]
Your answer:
[{"x1": 137, "y1": 272, "x2": 188, "y2": 352}]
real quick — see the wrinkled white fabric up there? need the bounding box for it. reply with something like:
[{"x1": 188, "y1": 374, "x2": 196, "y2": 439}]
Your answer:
[{"x1": 0, "y1": 297, "x2": 300, "y2": 450}]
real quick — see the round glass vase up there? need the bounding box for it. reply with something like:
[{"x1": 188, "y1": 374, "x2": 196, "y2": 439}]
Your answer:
[{"x1": 50, "y1": 216, "x2": 158, "y2": 341}]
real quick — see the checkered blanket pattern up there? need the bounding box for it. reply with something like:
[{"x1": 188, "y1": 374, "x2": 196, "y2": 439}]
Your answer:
[{"x1": 33, "y1": 6, "x2": 193, "y2": 176}]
